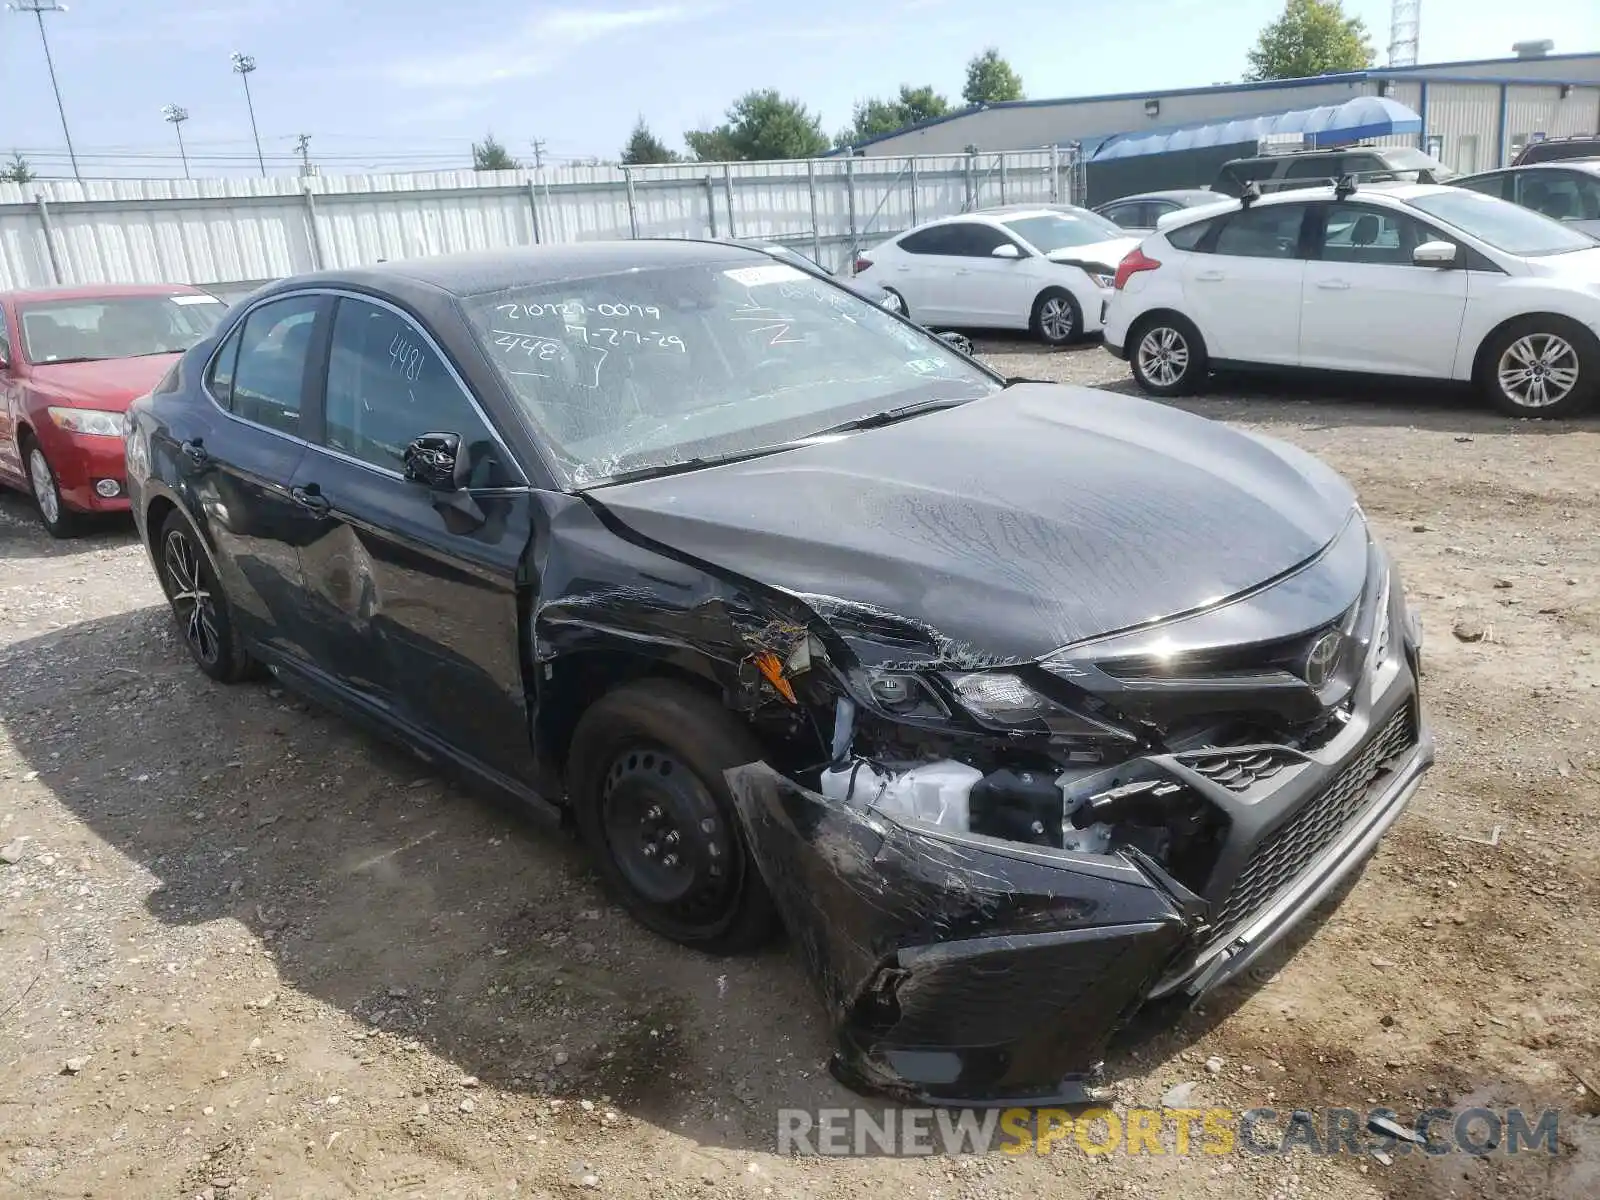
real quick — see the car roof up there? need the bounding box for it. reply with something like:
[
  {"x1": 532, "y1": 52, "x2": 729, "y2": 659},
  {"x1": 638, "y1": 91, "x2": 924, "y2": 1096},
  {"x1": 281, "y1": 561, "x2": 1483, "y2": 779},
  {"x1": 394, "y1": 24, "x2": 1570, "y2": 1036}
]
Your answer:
[
  {"x1": 1498, "y1": 159, "x2": 1600, "y2": 175},
  {"x1": 289, "y1": 239, "x2": 764, "y2": 300},
  {"x1": 0, "y1": 282, "x2": 208, "y2": 305},
  {"x1": 1222, "y1": 146, "x2": 1408, "y2": 166}
]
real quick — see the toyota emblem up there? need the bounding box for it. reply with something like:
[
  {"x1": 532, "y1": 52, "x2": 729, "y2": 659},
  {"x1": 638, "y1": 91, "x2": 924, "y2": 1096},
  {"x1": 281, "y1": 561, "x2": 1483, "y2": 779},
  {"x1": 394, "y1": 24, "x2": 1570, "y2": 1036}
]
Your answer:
[{"x1": 1303, "y1": 630, "x2": 1343, "y2": 689}]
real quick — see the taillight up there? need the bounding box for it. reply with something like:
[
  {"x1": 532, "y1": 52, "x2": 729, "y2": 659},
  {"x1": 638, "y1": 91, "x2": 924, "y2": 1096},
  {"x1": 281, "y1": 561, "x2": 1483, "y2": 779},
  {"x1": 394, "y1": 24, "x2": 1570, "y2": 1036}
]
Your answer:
[
  {"x1": 1113, "y1": 248, "x2": 1161, "y2": 290},
  {"x1": 853, "y1": 256, "x2": 873, "y2": 274}
]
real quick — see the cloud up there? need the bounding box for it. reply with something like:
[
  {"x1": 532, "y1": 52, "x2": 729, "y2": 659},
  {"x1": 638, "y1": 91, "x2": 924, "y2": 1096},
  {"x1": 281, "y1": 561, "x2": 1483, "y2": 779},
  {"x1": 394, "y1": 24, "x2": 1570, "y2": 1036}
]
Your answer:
[{"x1": 387, "y1": 5, "x2": 698, "y2": 89}]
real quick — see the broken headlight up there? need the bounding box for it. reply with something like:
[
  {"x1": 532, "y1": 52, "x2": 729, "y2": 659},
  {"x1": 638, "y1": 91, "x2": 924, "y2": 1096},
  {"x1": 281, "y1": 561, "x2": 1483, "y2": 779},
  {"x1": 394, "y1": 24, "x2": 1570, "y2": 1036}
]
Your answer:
[
  {"x1": 946, "y1": 671, "x2": 1135, "y2": 748},
  {"x1": 860, "y1": 670, "x2": 951, "y2": 721}
]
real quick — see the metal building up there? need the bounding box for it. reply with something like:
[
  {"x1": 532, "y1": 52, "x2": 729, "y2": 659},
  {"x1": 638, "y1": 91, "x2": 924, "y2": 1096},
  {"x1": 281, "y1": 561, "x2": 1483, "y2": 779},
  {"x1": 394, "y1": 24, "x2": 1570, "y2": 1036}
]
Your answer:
[{"x1": 839, "y1": 50, "x2": 1600, "y2": 177}]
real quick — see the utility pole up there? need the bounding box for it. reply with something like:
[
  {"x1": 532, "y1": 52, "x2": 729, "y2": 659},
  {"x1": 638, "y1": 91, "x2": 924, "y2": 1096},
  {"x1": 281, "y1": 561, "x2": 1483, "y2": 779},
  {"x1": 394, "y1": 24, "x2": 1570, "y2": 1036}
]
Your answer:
[
  {"x1": 294, "y1": 133, "x2": 316, "y2": 176},
  {"x1": 162, "y1": 105, "x2": 191, "y2": 179},
  {"x1": 230, "y1": 51, "x2": 265, "y2": 176},
  {"x1": 529, "y1": 138, "x2": 546, "y2": 170},
  {"x1": 9, "y1": 0, "x2": 81, "y2": 182}
]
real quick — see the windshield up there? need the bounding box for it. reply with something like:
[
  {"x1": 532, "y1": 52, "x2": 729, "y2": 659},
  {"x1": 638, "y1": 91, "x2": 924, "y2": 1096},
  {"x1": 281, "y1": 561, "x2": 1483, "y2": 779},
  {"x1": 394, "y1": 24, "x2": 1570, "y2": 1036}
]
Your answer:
[
  {"x1": 1409, "y1": 189, "x2": 1595, "y2": 256},
  {"x1": 1003, "y1": 210, "x2": 1125, "y2": 252},
  {"x1": 462, "y1": 260, "x2": 1000, "y2": 486},
  {"x1": 20, "y1": 294, "x2": 225, "y2": 364}
]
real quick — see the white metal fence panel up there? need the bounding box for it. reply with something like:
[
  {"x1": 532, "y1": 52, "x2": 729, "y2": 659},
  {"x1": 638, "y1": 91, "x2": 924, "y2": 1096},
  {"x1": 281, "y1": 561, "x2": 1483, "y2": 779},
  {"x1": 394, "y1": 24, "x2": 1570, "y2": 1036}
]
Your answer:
[{"x1": 0, "y1": 151, "x2": 1070, "y2": 290}]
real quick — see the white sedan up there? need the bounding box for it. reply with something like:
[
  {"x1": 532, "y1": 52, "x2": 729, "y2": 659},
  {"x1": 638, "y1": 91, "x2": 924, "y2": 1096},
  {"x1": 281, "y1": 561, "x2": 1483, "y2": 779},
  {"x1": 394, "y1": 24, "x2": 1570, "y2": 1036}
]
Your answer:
[
  {"x1": 855, "y1": 206, "x2": 1138, "y2": 345},
  {"x1": 1102, "y1": 182, "x2": 1600, "y2": 418}
]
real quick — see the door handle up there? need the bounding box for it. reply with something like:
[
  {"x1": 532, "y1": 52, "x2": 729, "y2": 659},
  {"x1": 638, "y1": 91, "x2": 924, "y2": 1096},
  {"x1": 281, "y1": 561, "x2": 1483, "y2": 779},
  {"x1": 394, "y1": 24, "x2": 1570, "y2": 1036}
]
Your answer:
[
  {"x1": 290, "y1": 484, "x2": 331, "y2": 516},
  {"x1": 179, "y1": 438, "x2": 210, "y2": 470},
  {"x1": 1316, "y1": 279, "x2": 1352, "y2": 290},
  {"x1": 1194, "y1": 271, "x2": 1225, "y2": 282},
  {"x1": 955, "y1": 268, "x2": 973, "y2": 276}
]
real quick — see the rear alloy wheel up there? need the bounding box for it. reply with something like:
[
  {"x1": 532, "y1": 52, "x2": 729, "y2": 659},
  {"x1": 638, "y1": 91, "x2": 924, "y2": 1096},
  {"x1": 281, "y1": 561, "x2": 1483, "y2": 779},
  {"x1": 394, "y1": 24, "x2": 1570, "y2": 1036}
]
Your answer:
[
  {"x1": 22, "y1": 438, "x2": 77, "y2": 538},
  {"x1": 1483, "y1": 318, "x2": 1595, "y2": 418},
  {"x1": 1031, "y1": 289, "x2": 1081, "y2": 347},
  {"x1": 879, "y1": 287, "x2": 907, "y2": 316},
  {"x1": 1130, "y1": 315, "x2": 1208, "y2": 397},
  {"x1": 568, "y1": 679, "x2": 778, "y2": 954},
  {"x1": 156, "y1": 509, "x2": 255, "y2": 683}
]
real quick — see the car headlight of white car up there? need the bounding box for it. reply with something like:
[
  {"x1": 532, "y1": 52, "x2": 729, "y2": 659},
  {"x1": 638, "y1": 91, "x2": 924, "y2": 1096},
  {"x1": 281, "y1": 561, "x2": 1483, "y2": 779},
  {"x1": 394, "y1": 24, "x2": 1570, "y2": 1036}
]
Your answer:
[{"x1": 47, "y1": 407, "x2": 125, "y2": 437}]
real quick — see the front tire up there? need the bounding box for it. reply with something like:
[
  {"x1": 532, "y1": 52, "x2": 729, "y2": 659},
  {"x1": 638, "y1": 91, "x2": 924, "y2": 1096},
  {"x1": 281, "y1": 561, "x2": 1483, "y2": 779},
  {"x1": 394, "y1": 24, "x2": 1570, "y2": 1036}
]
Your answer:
[
  {"x1": 1481, "y1": 317, "x2": 1596, "y2": 419},
  {"x1": 567, "y1": 679, "x2": 778, "y2": 955},
  {"x1": 1129, "y1": 314, "x2": 1208, "y2": 397},
  {"x1": 22, "y1": 436, "x2": 77, "y2": 538},
  {"x1": 1031, "y1": 288, "x2": 1081, "y2": 347},
  {"x1": 155, "y1": 508, "x2": 255, "y2": 683}
]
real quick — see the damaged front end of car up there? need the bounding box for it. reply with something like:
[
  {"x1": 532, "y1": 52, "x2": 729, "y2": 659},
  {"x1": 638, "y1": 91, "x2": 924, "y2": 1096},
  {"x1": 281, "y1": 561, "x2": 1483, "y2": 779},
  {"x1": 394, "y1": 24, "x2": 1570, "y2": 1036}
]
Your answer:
[{"x1": 721, "y1": 509, "x2": 1434, "y2": 1108}]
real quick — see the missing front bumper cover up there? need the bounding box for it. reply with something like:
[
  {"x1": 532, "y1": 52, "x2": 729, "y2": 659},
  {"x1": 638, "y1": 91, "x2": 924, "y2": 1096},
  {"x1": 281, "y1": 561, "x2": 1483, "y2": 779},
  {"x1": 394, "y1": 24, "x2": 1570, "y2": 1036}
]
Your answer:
[{"x1": 724, "y1": 713, "x2": 1432, "y2": 1107}]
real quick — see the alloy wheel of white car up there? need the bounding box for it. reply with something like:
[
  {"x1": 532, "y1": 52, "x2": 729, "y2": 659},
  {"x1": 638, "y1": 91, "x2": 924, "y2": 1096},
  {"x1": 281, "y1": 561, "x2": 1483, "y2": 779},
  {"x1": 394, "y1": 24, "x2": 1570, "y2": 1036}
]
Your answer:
[
  {"x1": 879, "y1": 288, "x2": 906, "y2": 315},
  {"x1": 1495, "y1": 333, "x2": 1580, "y2": 410},
  {"x1": 1137, "y1": 327, "x2": 1191, "y2": 389},
  {"x1": 1033, "y1": 291, "x2": 1079, "y2": 346}
]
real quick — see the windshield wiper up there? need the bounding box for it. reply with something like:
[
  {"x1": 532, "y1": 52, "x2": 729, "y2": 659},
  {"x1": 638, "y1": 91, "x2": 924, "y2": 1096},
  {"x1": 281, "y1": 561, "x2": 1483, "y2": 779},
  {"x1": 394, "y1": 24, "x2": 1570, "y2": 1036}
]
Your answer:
[
  {"x1": 806, "y1": 397, "x2": 969, "y2": 437},
  {"x1": 577, "y1": 443, "x2": 798, "y2": 489}
]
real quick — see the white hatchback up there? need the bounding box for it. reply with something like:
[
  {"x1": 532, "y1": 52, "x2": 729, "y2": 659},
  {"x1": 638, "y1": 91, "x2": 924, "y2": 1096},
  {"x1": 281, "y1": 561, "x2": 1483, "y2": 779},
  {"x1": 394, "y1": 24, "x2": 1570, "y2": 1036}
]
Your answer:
[
  {"x1": 1102, "y1": 182, "x2": 1600, "y2": 418},
  {"x1": 856, "y1": 206, "x2": 1138, "y2": 345}
]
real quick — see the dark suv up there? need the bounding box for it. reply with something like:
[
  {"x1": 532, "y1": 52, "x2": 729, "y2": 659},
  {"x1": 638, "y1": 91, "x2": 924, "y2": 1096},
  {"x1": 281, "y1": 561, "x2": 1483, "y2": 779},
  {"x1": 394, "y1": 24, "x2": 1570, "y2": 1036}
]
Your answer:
[
  {"x1": 1214, "y1": 147, "x2": 1455, "y2": 196},
  {"x1": 1511, "y1": 134, "x2": 1600, "y2": 166}
]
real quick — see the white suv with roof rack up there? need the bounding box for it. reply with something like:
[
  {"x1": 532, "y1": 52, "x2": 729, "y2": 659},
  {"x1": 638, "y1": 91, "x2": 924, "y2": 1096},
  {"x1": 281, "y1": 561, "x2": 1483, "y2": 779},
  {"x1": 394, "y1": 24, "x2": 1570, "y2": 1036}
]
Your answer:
[{"x1": 1101, "y1": 180, "x2": 1600, "y2": 418}]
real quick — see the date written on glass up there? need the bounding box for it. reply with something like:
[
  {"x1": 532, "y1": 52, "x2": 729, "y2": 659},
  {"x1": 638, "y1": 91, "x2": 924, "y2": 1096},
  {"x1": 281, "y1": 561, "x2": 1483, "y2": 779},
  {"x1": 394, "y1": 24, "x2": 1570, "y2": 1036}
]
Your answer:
[{"x1": 493, "y1": 301, "x2": 664, "y2": 322}]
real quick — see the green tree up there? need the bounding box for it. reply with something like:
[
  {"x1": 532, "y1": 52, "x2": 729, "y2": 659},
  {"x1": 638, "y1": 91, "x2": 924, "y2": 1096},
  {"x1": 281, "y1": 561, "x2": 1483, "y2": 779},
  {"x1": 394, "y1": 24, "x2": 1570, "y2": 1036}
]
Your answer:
[
  {"x1": 684, "y1": 90, "x2": 829, "y2": 162},
  {"x1": 1244, "y1": 0, "x2": 1375, "y2": 81},
  {"x1": 835, "y1": 84, "x2": 951, "y2": 148},
  {"x1": 962, "y1": 48, "x2": 1024, "y2": 105},
  {"x1": 620, "y1": 118, "x2": 680, "y2": 164},
  {"x1": 471, "y1": 132, "x2": 520, "y2": 171},
  {"x1": 2, "y1": 151, "x2": 34, "y2": 184}
]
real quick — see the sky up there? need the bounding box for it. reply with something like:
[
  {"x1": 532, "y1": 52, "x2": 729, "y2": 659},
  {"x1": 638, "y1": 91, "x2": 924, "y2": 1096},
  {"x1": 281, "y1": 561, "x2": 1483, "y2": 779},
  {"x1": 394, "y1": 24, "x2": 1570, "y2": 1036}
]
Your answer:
[{"x1": 0, "y1": 0, "x2": 1595, "y2": 178}]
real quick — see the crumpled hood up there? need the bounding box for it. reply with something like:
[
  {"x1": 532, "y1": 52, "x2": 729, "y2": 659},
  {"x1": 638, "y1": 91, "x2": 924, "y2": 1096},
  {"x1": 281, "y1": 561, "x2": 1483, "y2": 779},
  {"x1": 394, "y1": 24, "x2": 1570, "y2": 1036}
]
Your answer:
[
  {"x1": 1045, "y1": 237, "x2": 1139, "y2": 269},
  {"x1": 25, "y1": 355, "x2": 177, "y2": 410},
  {"x1": 589, "y1": 384, "x2": 1356, "y2": 664}
]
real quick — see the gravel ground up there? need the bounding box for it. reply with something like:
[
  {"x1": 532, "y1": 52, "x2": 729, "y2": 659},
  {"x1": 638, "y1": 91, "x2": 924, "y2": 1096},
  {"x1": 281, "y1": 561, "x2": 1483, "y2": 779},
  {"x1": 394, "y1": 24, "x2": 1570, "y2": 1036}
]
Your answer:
[{"x1": 2, "y1": 342, "x2": 1598, "y2": 1200}]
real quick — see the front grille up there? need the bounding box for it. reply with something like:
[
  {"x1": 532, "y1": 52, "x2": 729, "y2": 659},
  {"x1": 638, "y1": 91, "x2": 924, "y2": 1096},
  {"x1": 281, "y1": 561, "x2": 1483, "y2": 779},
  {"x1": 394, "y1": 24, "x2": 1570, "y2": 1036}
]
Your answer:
[
  {"x1": 1180, "y1": 747, "x2": 1296, "y2": 792},
  {"x1": 1211, "y1": 707, "x2": 1417, "y2": 936}
]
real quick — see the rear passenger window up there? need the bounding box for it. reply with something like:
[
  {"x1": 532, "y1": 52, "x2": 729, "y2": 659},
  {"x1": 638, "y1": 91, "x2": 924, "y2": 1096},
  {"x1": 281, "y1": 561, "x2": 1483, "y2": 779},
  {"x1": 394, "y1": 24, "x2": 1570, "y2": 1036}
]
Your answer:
[
  {"x1": 1212, "y1": 205, "x2": 1307, "y2": 258},
  {"x1": 898, "y1": 226, "x2": 960, "y2": 255},
  {"x1": 230, "y1": 295, "x2": 320, "y2": 435},
  {"x1": 1165, "y1": 219, "x2": 1214, "y2": 251},
  {"x1": 1458, "y1": 172, "x2": 1511, "y2": 200}
]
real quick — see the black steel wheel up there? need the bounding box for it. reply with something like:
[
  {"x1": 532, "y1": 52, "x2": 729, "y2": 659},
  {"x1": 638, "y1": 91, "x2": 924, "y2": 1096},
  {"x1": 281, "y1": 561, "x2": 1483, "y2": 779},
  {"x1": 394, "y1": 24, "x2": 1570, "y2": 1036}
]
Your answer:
[
  {"x1": 568, "y1": 679, "x2": 778, "y2": 954},
  {"x1": 156, "y1": 508, "x2": 255, "y2": 683}
]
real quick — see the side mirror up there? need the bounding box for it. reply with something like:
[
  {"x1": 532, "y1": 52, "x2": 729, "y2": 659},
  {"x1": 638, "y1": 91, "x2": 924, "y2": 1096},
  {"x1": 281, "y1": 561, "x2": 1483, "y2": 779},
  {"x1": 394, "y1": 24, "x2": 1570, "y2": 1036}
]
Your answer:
[
  {"x1": 403, "y1": 432, "x2": 466, "y2": 491},
  {"x1": 990, "y1": 243, "x2": 1022, "y2": 260},
  {"x1": 1413, "y1": 240, "x2": 1458, "y2": 268}
]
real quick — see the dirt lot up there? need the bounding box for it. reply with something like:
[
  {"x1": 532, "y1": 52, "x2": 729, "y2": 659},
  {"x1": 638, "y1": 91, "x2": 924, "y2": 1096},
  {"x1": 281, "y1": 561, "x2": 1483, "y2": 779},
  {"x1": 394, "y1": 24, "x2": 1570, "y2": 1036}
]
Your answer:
[{"x1": 2, "y1": 345, "x2": 1598, "y2": 1200}]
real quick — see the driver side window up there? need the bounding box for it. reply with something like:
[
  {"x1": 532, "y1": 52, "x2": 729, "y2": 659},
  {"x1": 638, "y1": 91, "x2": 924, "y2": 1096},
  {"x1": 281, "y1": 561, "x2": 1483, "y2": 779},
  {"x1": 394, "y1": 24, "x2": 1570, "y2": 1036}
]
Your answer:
[{"x1": 321, "y1": 297, "x2": 513, "y2": 486}]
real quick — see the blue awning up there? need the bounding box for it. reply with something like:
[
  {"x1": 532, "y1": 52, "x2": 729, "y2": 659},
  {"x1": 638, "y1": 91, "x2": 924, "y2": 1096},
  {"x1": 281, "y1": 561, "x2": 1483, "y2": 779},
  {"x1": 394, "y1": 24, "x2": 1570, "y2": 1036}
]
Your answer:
[{"x1": 1089, "y1": 96, "x2": 1422, "y2": 161}]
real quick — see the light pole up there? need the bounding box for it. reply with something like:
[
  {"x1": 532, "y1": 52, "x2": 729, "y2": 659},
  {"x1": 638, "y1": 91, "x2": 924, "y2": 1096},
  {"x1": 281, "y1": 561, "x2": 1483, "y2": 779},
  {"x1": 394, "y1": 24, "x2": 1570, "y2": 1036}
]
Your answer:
[
  {"x1": 162, "y1": 105, "x2": 191, "y2": 179},
  {"x1": 230, "y1": 51, "x2": 265, "y2": 176},
  {"x1": 9, "y1": 0, "x2": 81, "y2": 182}
]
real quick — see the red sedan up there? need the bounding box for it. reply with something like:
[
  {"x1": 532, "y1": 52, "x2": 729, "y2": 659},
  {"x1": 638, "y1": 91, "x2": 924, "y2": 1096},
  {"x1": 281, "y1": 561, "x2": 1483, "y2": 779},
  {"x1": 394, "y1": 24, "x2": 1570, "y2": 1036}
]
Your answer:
[{"x1": 0, "y1": 283, "x2": 226, "y2": 536}]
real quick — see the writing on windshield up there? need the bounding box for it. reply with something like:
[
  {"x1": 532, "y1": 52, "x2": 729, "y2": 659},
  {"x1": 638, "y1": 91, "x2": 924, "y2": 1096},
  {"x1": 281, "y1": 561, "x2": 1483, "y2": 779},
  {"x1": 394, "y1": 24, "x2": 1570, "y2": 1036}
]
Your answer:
[{"x1": 463, "y1": 259, "x2": 997, "y2": 486}]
